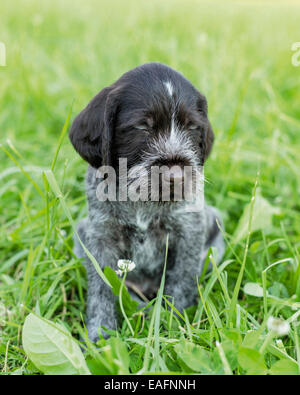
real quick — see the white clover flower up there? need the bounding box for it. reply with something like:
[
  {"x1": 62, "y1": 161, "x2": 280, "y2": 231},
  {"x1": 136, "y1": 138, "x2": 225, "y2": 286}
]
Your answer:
[
  {"x1": 267, "y1": 316, "x2": 290, "y2": 337},
  {"x1": 115, "y1": 269, "x2": 123, "y2": 276},
  {"x1": 117, "y1": 259, "x2": 136, "y2": 273}
]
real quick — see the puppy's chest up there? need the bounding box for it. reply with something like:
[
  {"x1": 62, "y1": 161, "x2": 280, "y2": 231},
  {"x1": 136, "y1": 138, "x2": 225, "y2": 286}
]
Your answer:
[{"x1": 118, "y1": 214, "x2": 174, "y2": 276}]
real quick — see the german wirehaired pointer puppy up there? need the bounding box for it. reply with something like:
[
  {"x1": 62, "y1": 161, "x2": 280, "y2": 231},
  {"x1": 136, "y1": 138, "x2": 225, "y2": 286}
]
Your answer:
[{"x1": 69, "y1": 62, "x2": 225, "y2": 342}]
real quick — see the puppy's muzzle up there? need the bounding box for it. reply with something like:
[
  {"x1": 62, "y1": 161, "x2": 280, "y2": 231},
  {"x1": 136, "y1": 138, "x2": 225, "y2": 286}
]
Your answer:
[{"x1": 153, "y1": 163, "x2": 193, "y2": 202}]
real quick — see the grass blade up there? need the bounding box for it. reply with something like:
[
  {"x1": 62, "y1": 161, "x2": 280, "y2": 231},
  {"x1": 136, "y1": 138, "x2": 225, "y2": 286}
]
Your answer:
[
  {"x1": 153, "y1": 234, "x2": 169, "y2": 371},
  {"x1": 228, "y1": 172, "x2": 259, "y2": 325},
  {"x1": 43, "y1": 169, "x2": 111, "y2": 287}
]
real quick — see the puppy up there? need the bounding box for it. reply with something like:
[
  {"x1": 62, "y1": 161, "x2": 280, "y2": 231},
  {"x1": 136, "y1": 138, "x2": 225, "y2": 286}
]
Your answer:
[{"x1": 69, "y1": 62, "x2": 225, "y2": 342}]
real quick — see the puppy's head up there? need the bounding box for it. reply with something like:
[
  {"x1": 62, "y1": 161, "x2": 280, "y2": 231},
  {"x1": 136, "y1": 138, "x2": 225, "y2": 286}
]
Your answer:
[{"x1": 69, "y1": 63, "x2": 214, "y2": 201}]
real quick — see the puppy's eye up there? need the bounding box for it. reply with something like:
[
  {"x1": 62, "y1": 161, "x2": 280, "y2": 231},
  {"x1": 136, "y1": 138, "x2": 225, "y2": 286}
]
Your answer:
[
  {"x1": 135, "y1": 125, "x2": 148, "y2": 132},
  {"x1": 189, "y1": 124, "x2": 199, "y2": 131}
]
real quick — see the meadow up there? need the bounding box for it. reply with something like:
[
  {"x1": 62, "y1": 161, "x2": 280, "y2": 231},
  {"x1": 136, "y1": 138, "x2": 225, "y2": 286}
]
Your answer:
[{"x1": 0, "y1": 0, "x2": 299, "y2": 375}]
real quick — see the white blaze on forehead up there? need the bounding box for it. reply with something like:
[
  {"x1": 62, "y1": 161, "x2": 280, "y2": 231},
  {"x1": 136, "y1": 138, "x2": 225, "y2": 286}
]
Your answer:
[
  {"x1": 144, "y1": 80, "x2": 199, "y2": 167},
  {"x1": 170, "y1": 113, "x2": 176, "y2": 140},
  {"x1": 163, "y1": 80, "x2": 177, "y2": 140},
  {"x1": 164, "y1": 80, "x2": 174, "y2": 97}
]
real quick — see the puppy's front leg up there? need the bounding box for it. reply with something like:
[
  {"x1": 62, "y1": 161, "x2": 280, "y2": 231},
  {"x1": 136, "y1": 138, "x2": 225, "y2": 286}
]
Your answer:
[
  {"x1": 164, "y1": 236, "x2": 204, "y2": 313},
  {"x1": 75, "y1": 220, "x2": 119, "y2": 341},
  {"x1": 85, "y1": 264, "x2": 117, "y2": 342},
  {"x1": 165, "y1": 207, "x2": 225, "y2": 312}
]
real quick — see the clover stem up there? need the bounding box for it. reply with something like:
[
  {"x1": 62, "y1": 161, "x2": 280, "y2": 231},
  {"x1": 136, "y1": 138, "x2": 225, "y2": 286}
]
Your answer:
[{"x1": 119, "y1": 270, "x2": 134, "y2": 336}]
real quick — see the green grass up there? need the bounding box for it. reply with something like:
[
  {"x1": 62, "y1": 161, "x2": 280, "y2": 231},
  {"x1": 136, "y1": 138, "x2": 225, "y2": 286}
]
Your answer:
[{"x1": 0, "y1": 0, "x2": 300, "y2": 375}]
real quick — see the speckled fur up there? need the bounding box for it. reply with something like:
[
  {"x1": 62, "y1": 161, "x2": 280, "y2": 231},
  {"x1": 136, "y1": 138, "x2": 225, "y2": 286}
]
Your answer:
[
  {"x1": 74, "y1": 167, "x2": 224, "y2": 341},
  {"x1": 70, "y1": 63, "x2": 225, "y2": 341}
]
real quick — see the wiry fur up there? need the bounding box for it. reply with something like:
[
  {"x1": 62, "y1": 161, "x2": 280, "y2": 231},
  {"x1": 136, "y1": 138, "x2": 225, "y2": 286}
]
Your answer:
[{"x1": 70, "y1": 63, "x2": 225, "y2": 341}]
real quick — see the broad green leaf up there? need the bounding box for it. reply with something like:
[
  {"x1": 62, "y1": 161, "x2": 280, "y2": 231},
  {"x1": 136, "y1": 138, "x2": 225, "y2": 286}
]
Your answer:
[
  {"x1": 216, "y1": 339, "x2": 239, "y2": 371},
  {"x1": 174, "y1": 341, "x2": 215, "y2": 373},
  {"x1": 108, "y1": 337, "x2": 130, "y2": 372},
  {"x1": 22, "y1": 313, "x2": 90, "y2": 375},
  {"x1": 242, "y1": 330, "x2": 262, "y2": 349},
  {"x1": 233, "y1": 189, "x2": 280, "y2": 244},
  {"x1": 269, "y1": 359, "x2": 299, "y2": 375},
  {"x1": 86, "y1": 338, "x2": 130, "y2": 375},
  {"x1": 244, "y1": 282, "x2": 264, "y2": 297},
  {"x1": 86, "y1": 356, "x2": 111, "y2": 375},
  {"x1": 104, "y1": 266, "x2": 139, "y2": 316},
  {"x1": 268, "y1": 282, "x2": 289, "y2": 298},
  {"x1": 238, "y1": 346, "x2": 267, "y2": 375},
  {"x1": 221, "y1": 329, "x2": 242, "y2": 345}
]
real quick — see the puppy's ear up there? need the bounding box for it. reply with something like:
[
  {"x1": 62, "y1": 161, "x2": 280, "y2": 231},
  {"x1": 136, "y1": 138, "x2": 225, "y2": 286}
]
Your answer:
[
  {"x1": 69, "y1": 86, "x2": 119, "y2": 168},
  {"x1": 196, "y1": 91, "x2": 215, "y2": 163},
  {"x1": 203, "y1": 120, "x2": 214, "y2": 162}
]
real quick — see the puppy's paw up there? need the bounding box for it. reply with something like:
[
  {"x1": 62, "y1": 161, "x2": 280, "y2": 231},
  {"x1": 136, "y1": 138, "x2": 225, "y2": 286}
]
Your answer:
[
  {"x1": 86, "y1": 323, "x2": 109, "y2": 342},
  {"x1": 86, "y1": 314, "x2": 118, "y2": 342}
]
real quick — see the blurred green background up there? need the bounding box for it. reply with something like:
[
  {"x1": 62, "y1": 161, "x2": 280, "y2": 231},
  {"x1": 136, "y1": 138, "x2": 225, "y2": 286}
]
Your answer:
[
  {"x1": 1, "y1": 0, "x2": 300, "y2": 233},
  {"x1": 0, "y1": 0, "x2": 300, "y2": 374}
]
